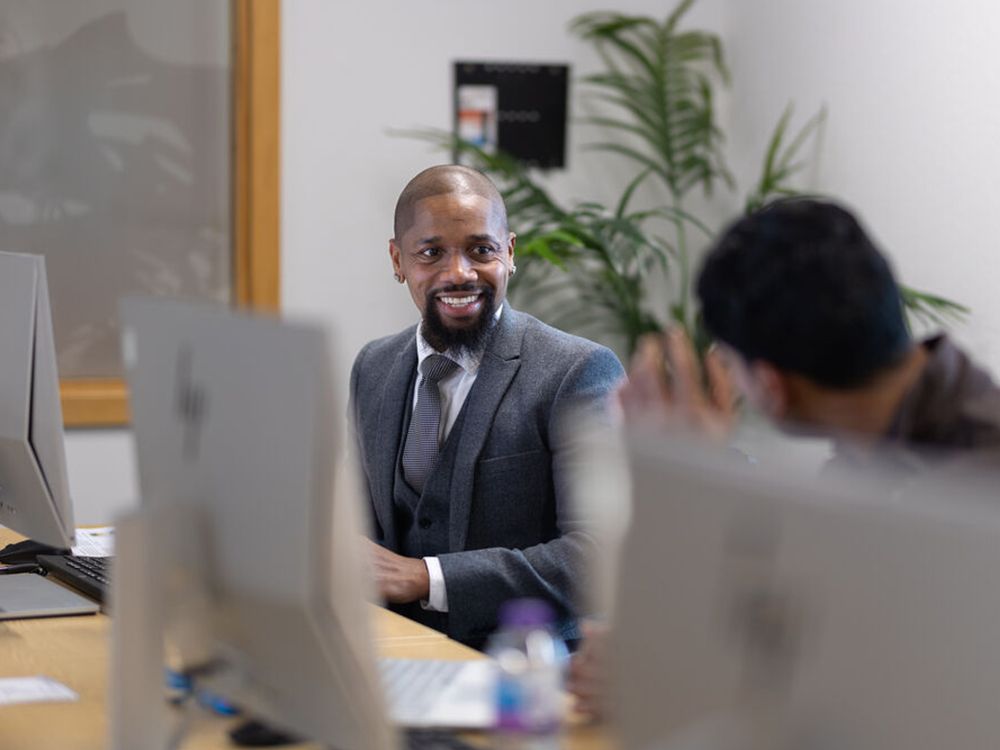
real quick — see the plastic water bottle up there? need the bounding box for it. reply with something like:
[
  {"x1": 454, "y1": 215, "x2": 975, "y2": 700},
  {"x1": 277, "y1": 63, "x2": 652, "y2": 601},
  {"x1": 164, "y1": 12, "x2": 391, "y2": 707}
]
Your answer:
[{"x1": 488, "y1": 598, "x2": 569, "y2": 749}]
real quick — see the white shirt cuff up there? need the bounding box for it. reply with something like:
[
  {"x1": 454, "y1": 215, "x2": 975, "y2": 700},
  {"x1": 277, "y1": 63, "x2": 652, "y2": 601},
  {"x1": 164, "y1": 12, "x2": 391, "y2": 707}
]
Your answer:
[{"x1": 420, "y1": 556, "x2": 449, "y2": 612}]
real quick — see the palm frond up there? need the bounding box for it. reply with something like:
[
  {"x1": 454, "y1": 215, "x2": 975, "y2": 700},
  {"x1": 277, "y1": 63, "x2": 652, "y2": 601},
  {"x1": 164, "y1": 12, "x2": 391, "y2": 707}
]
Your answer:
[
  {"x1": 572, "y1": 10, "x2": 729, "y2": 203},
  {"x1": 744, "y1": 105, "x2": 827, "y2": 214},
  {"x1": 899, "y1": 285, "x2": 970, "y2": 327}
]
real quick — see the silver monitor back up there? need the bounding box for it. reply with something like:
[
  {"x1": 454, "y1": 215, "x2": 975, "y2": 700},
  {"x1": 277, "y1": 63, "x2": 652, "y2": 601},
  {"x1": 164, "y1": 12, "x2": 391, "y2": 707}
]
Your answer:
[
  {"x1": 119, "y1": 298, "x2": 392, "y2": 750},
  {"x1": 0, "y1": 251, "x2": 73, "y2": 548},
  {"x1": 612, "y1": 433, "x2": 1000, "y2": 750}
]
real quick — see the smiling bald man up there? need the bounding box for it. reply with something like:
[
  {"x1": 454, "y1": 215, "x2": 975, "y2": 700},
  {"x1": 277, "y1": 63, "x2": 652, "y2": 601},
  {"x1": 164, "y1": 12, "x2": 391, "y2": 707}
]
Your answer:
[{"x1": 349, "y1": 165, "x2": 624, "y2": 646}]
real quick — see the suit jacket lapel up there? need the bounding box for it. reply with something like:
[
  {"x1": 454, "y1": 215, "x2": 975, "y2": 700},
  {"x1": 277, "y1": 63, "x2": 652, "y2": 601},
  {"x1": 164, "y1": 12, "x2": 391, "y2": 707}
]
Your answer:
[
  {"x1": 372, "y1": 333, "x2": 418, "y2": 546},
  {"x1": 449, "y1": 308, "x2": 524, "y2": 550}
]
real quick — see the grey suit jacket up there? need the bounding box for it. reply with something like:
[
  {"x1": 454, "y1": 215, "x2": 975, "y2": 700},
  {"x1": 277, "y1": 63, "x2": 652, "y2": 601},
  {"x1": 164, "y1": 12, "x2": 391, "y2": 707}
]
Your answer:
[{"x1": 349, "y1": 307, "x2": 624, "y2": 643}]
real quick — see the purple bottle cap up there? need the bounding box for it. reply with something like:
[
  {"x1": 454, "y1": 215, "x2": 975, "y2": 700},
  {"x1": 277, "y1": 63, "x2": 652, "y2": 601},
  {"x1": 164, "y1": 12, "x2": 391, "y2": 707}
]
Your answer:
[{"x1": 498, "y1": 598, "x2": 555, "y2": 628}]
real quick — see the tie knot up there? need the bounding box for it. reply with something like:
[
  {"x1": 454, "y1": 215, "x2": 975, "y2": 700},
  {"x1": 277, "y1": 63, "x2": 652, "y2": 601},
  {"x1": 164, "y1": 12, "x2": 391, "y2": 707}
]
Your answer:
[{"x1": 421, "y1": 354, "x2": 459, "y2": 383}]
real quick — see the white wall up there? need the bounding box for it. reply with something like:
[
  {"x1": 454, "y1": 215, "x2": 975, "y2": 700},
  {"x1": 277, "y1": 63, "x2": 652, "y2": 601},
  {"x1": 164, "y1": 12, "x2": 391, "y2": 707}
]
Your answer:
[
  {"x1": 725, "y1": 0, "x2": 1000, "y2": 374},
  {"x1": 65, "y1": 430, "x2": 137, "y2": 524}
]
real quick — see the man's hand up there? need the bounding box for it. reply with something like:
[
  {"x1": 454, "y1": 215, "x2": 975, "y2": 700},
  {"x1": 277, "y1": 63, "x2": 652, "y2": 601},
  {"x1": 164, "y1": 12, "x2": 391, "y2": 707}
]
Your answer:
[
  {"x1": 568, "y1": 620, "x2": 610, "y2": 721},
  {"x1": 617, "y1": 327, "x2": 737, "y2": 441},
  {"x1": 366, "y1": 540, "x2": 430, "y2": 604}
]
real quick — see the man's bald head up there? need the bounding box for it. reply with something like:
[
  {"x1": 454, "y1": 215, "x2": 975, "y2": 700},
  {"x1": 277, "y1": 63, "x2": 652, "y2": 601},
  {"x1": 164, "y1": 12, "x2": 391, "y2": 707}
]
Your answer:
[{"x1": 393, "y1": 165, "x2": 508, "y2": 240}]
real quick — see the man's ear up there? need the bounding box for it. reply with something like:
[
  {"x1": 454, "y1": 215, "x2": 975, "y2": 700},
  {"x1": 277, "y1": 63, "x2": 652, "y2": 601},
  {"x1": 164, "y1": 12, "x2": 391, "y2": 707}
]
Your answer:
[
  {"x1": 388, "y1": 239, "x2": 403, "y2": 279},
  {"x1": 749, "y1": 360, "x2": 791, "y2": 421}
]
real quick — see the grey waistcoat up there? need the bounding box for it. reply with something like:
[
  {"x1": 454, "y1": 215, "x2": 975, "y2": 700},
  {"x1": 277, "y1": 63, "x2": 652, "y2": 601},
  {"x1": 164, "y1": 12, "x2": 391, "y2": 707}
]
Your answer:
[{"x1": 389, "y1": 386, "x2": 470, "y2": 631}]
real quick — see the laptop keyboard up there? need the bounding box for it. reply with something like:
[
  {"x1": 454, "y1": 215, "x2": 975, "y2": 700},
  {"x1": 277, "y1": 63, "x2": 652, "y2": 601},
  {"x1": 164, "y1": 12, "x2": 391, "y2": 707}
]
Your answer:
[
  {"x1": 36, "y1": 555, "x2": 111, "y2": 603},
  {"x1": 403, "y1": 728, "x2": 480, "y2": 750},
  {"x1": 229, "y1": 721, "x2": 479, "y2": 749},
  {"x1": 380, "y1": 659, "x2": 465, "y2": 718}
]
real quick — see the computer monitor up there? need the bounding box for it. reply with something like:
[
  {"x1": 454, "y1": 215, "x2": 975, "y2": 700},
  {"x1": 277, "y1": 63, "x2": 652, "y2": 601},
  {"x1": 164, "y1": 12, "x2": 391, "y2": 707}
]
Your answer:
[
  {"x1": 114, "y1": 298, "x2": 394, "y2": 750},
  {"x1": 0, "y1": 251, "x2": 73, "y2": 549},
  {"x1": 609, "y1": 432, "x2": 1000, "y2": 750}
]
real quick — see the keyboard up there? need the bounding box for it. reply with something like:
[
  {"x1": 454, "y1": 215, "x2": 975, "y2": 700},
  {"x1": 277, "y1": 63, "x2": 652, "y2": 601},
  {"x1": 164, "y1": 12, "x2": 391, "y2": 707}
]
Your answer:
[
  {"x1": 230, "y1": 721, "x2": 478, "y2": 749},
  {"x1": 36, "y1": 555, "x2": 111, "y2": 604}
]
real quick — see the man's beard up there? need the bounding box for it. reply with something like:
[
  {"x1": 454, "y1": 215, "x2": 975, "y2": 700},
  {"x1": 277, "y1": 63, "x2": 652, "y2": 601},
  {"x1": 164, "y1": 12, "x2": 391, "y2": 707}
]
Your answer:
[{"x1": 421, "y1": 284, "x2": 497, "y2": 355}]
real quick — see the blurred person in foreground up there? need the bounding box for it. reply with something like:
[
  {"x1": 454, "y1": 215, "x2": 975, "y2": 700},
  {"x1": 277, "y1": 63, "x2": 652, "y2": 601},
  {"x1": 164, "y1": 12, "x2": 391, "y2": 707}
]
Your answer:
[
  {"x1": 569, "y1": 198, "x2": 1000, "y2": 718},
  {"x1": 350, "y1": 165, "x2": 624, "y2": 647}
]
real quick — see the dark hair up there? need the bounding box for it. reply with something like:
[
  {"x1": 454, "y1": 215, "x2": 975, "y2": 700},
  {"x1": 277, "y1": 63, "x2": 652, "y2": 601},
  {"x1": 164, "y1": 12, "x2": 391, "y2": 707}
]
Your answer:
[{"x1": 696, "y1": 199, "x2": 911, "y2": 388}]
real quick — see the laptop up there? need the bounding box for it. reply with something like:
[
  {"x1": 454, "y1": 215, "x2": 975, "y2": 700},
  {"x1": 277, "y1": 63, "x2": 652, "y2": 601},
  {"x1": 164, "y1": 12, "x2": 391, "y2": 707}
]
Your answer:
[{"x1": 0, "y1": 573, "x2": 98, "y2": 620}]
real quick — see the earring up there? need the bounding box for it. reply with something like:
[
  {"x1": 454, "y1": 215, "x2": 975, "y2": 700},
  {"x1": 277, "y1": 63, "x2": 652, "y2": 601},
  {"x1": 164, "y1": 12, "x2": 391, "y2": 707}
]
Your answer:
[
  {"x1": 510, "y1": 264, "x2": 517, "y2": 276},
  {"x1": 393, "y1": 272, "x2": 404, "y2": 283}
]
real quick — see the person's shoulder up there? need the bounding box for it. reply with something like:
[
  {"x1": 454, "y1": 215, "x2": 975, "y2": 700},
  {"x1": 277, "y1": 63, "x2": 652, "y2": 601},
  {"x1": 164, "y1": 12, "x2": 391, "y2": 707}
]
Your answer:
[
  {"x1": 515, "y1": 309, "x2": 614, "y2": 354},
  {"x1": 353, "y1": 325, "x2": 416, "y2": 371},
  {"x1": 927, "y1": 335, "x2": 998, "y2": 390},
  {"x1": 513, "y1": 310, "x2": 623, "y2": 372}
]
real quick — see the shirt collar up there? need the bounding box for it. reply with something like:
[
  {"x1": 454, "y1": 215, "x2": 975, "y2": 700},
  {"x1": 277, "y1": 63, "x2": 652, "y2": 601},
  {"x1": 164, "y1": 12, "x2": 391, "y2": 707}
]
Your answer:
[{"x1": 415, "y1": 302, "x2": 504, "y2": 376}]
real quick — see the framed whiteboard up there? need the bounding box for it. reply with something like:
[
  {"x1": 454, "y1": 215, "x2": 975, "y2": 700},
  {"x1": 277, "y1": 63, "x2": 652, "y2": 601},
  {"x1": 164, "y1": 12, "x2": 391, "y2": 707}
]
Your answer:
[{"x1": 0, "y1": 0, "x2": 280, "y2": 426}]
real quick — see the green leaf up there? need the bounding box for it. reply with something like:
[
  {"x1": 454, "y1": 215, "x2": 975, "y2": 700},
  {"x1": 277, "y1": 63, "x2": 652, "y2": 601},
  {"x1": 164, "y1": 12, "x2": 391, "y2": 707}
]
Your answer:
[
  {"x1": 900, "y1": 284, "x2": 970, "y2": 327},
  {"x1": 586, "y1": 142, "x2": 675, "y2": 187},
  {"x1": 745, "y1": 103, "x2": 828, "y2": 213},
  {"x1": 615, "y1": 168, "x2": 654, "y2": 218},
  {"x1": 520, "y1": 238, "x2": 568, "y2": 267}
]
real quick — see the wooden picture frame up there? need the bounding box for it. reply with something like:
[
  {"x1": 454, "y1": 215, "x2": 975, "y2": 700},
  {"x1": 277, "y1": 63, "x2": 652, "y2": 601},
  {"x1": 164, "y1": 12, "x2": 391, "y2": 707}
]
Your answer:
[{"x1": 59, "y1": 0, "x2": 281, "y2": 428}]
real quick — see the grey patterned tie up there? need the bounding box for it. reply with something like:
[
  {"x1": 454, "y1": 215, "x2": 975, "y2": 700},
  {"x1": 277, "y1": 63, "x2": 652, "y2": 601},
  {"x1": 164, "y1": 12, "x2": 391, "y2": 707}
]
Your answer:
[{"x1": 402, "y1": 354, "x2": 460, "y2": 493}]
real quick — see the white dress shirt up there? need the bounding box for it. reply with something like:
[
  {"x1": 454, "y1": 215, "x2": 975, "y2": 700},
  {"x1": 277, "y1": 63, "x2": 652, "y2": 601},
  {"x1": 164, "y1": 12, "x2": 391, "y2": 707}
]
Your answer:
[{"x1": 415, "y1": 304, "x2": 503, "y2": 612}]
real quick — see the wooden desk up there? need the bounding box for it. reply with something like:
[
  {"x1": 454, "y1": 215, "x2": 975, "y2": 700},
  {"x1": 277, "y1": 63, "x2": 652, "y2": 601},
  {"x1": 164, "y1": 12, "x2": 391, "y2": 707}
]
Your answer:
[{"x1": 0, "y1": 532, "x2": 611, "y2": 750}]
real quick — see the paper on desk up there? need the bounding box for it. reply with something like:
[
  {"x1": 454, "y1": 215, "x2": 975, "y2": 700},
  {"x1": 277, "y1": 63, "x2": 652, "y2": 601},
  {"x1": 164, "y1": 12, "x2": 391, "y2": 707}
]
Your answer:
[
  {"x1": 0, "y1": 676, "x2": 79, "y2": 706},
  {"x1": 72, "y1": 526, "x2": 115, "y2": 557}
]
